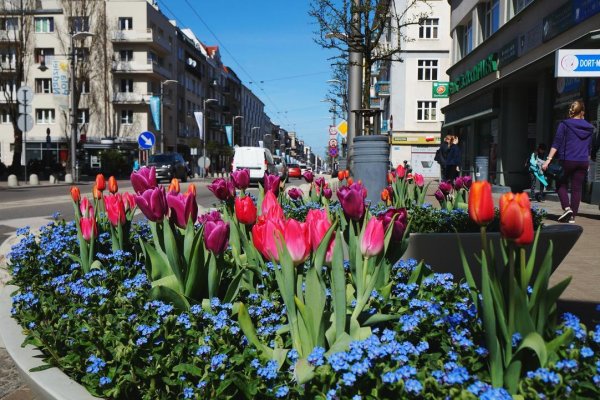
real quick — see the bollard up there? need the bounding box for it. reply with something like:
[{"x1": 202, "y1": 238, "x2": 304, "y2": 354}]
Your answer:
[
  {"x1": 7, "y1": 174, "x2": 18, "y2": 187},
  {"x1": 49, "y1": 175, "x2": 57, "y2": 184},
  {"x1": 29, "y1": 174, "x2": 39, "y2": 185},
  {"x1": 64, "y1": 173, "x2": 73, "y2": 184}
]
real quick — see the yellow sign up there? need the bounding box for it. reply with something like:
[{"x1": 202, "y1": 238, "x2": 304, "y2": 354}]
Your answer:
[
  {"x1": 337, "y1": 120, "x2": 348, "y2": 137},
  {"x1": 390, "y1": 134, "x2": 440, "y2": 145}
]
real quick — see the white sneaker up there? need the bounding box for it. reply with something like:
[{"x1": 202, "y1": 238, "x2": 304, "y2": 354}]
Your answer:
[
  {"x1": 568, "y1": 216, "x2": 575, "y2": 224},
  {"x1": 558, "y1": 208, "x2": 573, "y2": 222}
]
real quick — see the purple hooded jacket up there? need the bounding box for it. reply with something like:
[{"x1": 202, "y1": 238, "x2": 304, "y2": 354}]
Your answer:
[{"x1": 552, "y1": 118, "x2": 594, "y2": 162}]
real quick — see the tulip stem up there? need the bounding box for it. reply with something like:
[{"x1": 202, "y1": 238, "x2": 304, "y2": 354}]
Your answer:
[
  {"x1": 519, "y1": 247, "x2": 527, "y2": 290},
  {"x1": 480, "y1": 226, "x2": 489, "y2": 273},
  {"x1": 508, "y1": 243, "x2": 516, "y2": 350}
]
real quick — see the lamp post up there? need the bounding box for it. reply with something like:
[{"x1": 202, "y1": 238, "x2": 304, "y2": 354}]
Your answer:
[
  {"x1": 251, "y1": 126, "x2": 260, "y2": 146},
  {"x1": 70, "y1": 31, "x2": 94, "y2": 182},
  {"x1": 232, "y1": 115, "x2": 243, "y2": 146},
  {"x1": 202, "y1": 98, "x2": 218, "y2": 178},
  {"x1": 159, "y1": 79, "x2": 178, "y2": 153}
]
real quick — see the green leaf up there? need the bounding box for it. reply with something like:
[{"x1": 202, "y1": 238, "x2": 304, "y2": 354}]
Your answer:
[
  {"x1": 304, "y1": 266, "x2": 326, "y2": 348},
  {"x1": 182, "y1": 219, "x2": 196, "y2": 267},
  {"x1": 162, "y1": 221, "x2": 184, "y2": 284},
  {"x1": 223, "y1": 268, "x2": 246, "y2": 304},
  {"x1": 363, "y1": 313, "x2": 400, "y2": 326},
  {"x1": 457, "y1": 239, "x2": 479, "y2": 309},
  {"x1": 173, "y1": 363, "x2": 203, "y2": 376},
  {"x1": 330, "y1": 230, "x2": 347, "y2": 341},
  {"x1": 349, "y1": 317, "x2": 371, "y2": 340},
  {"x1": 29, "y1": 364, "x2": 54, "y2": 372},
  {"x1": 149, "y1": 285, "x2": 189, "y2": 311},
  {"x1": 236, "y1": 303, "x2": 272, "y2": 359},
  {"x1": 184, "y1": 228, "x2": 207, "y2": 299},
  {"x1": 515, "y1": 331, "x2": 548, "y2": 367},
  {"x1": 90, "y1": 260, "x2": 103, "y2": 270},
  {"x1": 481, "y1": 256, "x2": 503, "y2": 387},
  {"x1": 207, "y1": 252, "x2": 220, "y2": 299},
  {"x1": 294, "y1": 296, "x2": 316, "y2": 352},
  {"x1": 293, "y1": 358, "x2": 315, "y2": 384}
]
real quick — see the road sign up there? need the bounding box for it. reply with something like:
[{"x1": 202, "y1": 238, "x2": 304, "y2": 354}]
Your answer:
[
  {"x1": 17, "y1": 86, "x2": 34, "y2": 104},
  {"x1": 329, "y1": 139, "x2": 338, "y2": 147},
  {"x1": 19, "y1": 104, "x2": 32, "y2": 114},
  {"x1": 555, "y1": 49, "x2": 600, "y2": 77},
  {"x1": 337, "y1": 120, "x2": 348, "y2": 137},
  {"x1": 328, "y1": 125, "x2": 337, "y2": 136},
  {"x1": 329, "y1": 147, "x2": 338, "y2": 158},
  {"x1": 138, "y1": 131, "x2": 156, "y2": 150},
  {"x1": 17, "y1": 114, "x2": 34, "y2": 133},
  {"x1": 197, "y1": 156, "x2": 211, "y2": 168}
]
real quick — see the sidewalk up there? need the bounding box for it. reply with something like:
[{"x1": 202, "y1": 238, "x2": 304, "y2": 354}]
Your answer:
[{"x1": 0, "y1": 189, "x2": 599, "y2": 399}]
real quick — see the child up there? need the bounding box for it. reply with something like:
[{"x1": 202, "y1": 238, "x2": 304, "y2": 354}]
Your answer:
[{"x1": 529, "y1": 143, "x2": 548, "y2": 202}]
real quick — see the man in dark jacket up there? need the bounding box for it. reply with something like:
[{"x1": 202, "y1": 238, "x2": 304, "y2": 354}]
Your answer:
[{"x1": 435, "y1": 134, "x2": 451, "y2": 180}]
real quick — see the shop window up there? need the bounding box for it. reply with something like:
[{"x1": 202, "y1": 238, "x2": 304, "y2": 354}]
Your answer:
[
  {"x1": 419, "y1": 18, "x2": 438, "y2": 39},
  {"x1": 77, "y1": 109, "x2": 89, "y2": 124},
  {"x1": 118, "y1": 17, "x2": 133, "y2": 30},
  {"x1": 35, "y1": 17, "x2": 54, "y2": 33},
  {"x1": 417, "y1": 101, "x2": 437, "y2": 121},
  {"x1": 36, "y1": 108, "x2": 56, "y2": 124},
  {"x1": 35, "y1": 78, "x2": 52, "y2": 94},
  {"x1": 121, "y1": 109, "x2": 133, "y2": 124},
  {"x1": 484, "y1": 0, "x2": 500, "y2": 39},
  {"x1": 417, "y1": 59, "x2": 438, "y2": 81}
]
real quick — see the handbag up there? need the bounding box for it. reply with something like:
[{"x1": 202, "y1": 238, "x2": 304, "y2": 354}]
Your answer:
[{"x1": 546, "y1": 162, "x2": 563, "y2": 180}]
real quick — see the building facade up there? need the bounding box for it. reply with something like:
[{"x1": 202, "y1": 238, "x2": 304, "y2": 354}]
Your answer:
[{"x1": 444, "y1": 0, "x2": 600, "y2": 189}]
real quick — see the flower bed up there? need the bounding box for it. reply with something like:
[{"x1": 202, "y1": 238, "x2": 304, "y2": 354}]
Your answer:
[{"x1": 5, "y1": 170, "x2": 600, "y2": 399}]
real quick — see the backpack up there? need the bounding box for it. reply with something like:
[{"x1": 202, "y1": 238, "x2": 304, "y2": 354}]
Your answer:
[{"x1": 434, "y1": 148, "x2": 446, "y2": 165}]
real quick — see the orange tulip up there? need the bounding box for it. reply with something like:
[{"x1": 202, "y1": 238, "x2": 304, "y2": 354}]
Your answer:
[
  {"x1": 347, "y1": 177, "x2": 354, "y2": 185},
  {"x1": 387, "y1": 172, "x2": 395, "y2": 184},
  {"x1": 344, "y1": 169, "x2": 349, "y2": 179},
  {"x1": 92, "y1": 184, "x2": 103, "y2": 200},
  {"x1": 168, "y1": 178, "x2": 180, "y2": 194},
  {"x1": 468, "y1": 181, "x2": 495, "y2": 226},
  {"x1": 338, "y1": 171, "x2": 345, "y2": 181},
  {"x1": 381, "y1": 189, "x2": 390, "y2": 202},
  {"x1": 500, "y1": 192, "x2": 534, "y2": 246},
  {"x1": 95, "y1": 174, "x2": 106, "y2": 192},
  {"x1": 70, "y1": 186, "x2": 80, "y2": 203},
  {"x1": 186, "y1": 183, "x2": 197, "y2": 197},
  {"x1": 107, "y1": 176, "x2": 118, "y2": 194}
]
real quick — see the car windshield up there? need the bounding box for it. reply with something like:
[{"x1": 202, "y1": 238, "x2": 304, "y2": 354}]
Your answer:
[
  {"x1": 149, "y1": 155, "x2": 175, "y2": 163},
  {"x1": 288, "y1": 164, "x2": 299, "y2": 168}
]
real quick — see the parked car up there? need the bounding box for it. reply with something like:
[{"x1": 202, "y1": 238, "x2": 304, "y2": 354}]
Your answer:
[
  {"x1": 148, "y1": 153, "x2": 188, "y2": 182},
  {"x1": 272, "y1": 155, "x2": 288, "y2": 181},
  {"x1": 300, "y1": 164, "x2": 308, "y2": 175},
  {"x1": 232, "y1": 146, "x2": 278, "y2": 183},
  {"x1": 287, "y1": 163, "x2": 302, "y2": 179}
]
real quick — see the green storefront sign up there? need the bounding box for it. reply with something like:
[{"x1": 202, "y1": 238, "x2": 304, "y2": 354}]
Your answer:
[
  {"x1": 432, "y1": 82, "x2": 450, "y2": 98},
  {"x1": 449, "y1": 53, "x2": 498, "y2": 95}
]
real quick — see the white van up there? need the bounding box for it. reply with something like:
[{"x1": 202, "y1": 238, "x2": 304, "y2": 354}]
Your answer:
[{"x1": 232, "y1": 147, "x2": 279, "y2": 183}]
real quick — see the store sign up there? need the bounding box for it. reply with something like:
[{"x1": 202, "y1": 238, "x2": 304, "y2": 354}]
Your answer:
[
  {"x1": 432, "y1": 82, "x2": 449, "y2": 98},
  {"x1": 556, "y1": 49, "x2": 600, "y2": 77},
  {"x1": 542, "y1": 2, "x2": 574, "y2": 42},
  {"x1": 390, "y1": 134, "x2": 441, "y2": 145},
  {"x1": 449, "y1": 53, "x2": 498, "y2": 95},
  {"x1": 499, "y1": 38, "x2": 519, "y2": 67}
]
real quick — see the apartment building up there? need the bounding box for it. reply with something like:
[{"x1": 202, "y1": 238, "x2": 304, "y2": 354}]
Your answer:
[
  {"x1": 444, "y1": 0, "x2": 600, "y2": 189},
  {"x1": 376, "y1": 0, "x2": 451, "y2": 178}
]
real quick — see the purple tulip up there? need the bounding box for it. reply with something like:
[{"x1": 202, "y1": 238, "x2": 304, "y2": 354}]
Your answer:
[
  {"x1": 135, "y1": 187, "x2": 168, "y2": 222},
  {"x1": 434, "y1": 189, "x2": 445, "y2": 202},
  {"x1": 264, "y1": 173, "x2": 281, "y2": 196},
  {"x1": 288, "y1": 187, "x2": 304, "y2": 200},
  {"x1": 454, "y1": 176, "x2": 464, "y2": 190},
  {"x1": 462, "y1": 176, "x2": 473, "y2": 189},
  {"x1": 439, "y1": 181, "x2": 453, "y2": 195},
  {"x1": 378, "y1": 208, "x2": 408, "y2": 241},
  {"x1": 130, "y1": 166, "x2": 157, "y2": 195},
  {"x1": 208, "y1": 178, "x2": 235, "y2": 201},
  {"x1": 167, "y1": 192, "x2": 198, "y2": 229},
  {"x1": 303, "y1": 170, "x2": 314, "y2": 183},
  {"x1": 198, "y1": 210, "x2": 223, "y2": 225},
  {"x1": 231, "y1": 169, "x2": 250, "y2": 190},
  {"x1": 314, "y1": 177, "x2": 326, "y2": 188},
  {"x1": 337, "y1": 182, "x2": 367, "y2": 221},
  {"x1": 204, "y1": 220, "x2": 230, "y2": 254},
  {"x1": 322, "y1": 187, "x2": 333, "y2": 200}
]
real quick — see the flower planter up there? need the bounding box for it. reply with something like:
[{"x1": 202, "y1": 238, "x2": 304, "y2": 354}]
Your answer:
[{"x1": 401, "y1": 224, "x2": 583, "y2": 285}]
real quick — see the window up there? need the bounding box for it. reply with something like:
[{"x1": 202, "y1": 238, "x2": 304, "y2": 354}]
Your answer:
[
  {"x1": 513, "y1": 0, "x2": 533, "y2": 15},
  {"x1": 0, "y1": 18, "x2": 18, "y2": 31},
  {"x1": 419, "y1": 18, "x2": 438, "y2": 39},
  {"x1": 36, "y1": 109, "x2": 56, "y2": 124},
  {"x1": 0, "y1": 79, "x2": 16, "y2": 93},
  {"x1": 73, "y1": 47, "x2": 90, "y2": 62},
  {"x1": 178, "y1": 47, "x2": 184, "y2": 61},
  {"x1": 80, "y1": 79, "x2": 90, "y2": 94},
  {"x1": 118, "y1": 17, "x2": 133, "y2": 30},
  {"x1": 34, "y1": 17, "x2": 54, "y2": 33},
  {"x1": 77, "y1": 109, "x2": 89, "y2": 124},
  {"x1": 0, "y1": 50, "x2": 16, "y2": 66},
  {"x1": 120, "y1": 110, "x2": 133, "y2": 124},
  {"x1": 119, "y1": 50, "x2": 133, "y2": 61},
  {"x1": 34, "y1": 48, "x2": 54, "y2": 64},
  {"x1": 462, "y1": 20, "x2": 473, "y2": 56},
  {"x1": 0, "y1": 109, "x2": 11, "y2": 123},
  {"x1": 484, "y1": 0, "x2": 500, "y2": 39},
  {"x1": 417, "y1": 101, "x2": 437, "y2": 121},
  {"x1": 70, "y1": 17, "x2": 90, "y2": 33},
  {"x1": 120, "y1": 79, "x2": 134, "y2": 92},
  {"x1": 35, "y1": 78, "x2": 52, "y2": 93},
  {"x1": 417, "y1": 60, "x2": 438, "y2": 81}
]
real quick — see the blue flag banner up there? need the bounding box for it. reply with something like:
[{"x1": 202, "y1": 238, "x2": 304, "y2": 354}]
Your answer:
[
  {"x1": 225, "y1": 125, "x2": 233, "y2": 146},
  {"x1": 149, "y1": 96, "x2": 161, "y2": 130}
]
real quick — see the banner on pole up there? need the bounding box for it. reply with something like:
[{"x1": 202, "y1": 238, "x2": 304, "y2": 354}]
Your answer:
[
  {"x1": 224, "y1": 125, "x2": 233, "y2": 146},
  {"x1": 51, "y1": 59, "x2": 70, "y2": 96},
  {"x1": 193, "y1": 111, "x2": 204, "y2": 139},
  {"x1": 149, "y1": 96, "x2": 161, "y2": 130}
]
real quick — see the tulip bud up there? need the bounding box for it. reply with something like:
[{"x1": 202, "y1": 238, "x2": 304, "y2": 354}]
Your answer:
[
  {"x1": 396, "y1": 165, "x2": 406, "y2": 179},
  {"x1": 337, "y1": 182, "x2": 367, "y2": 221},
  {"x1": 80, "y1": 216, "x2": 97, "y2": 242},
  {"x1": 80, "y1": 197, "x2": 94, "y2": 217},
  {"x1": 167, "y1": 192, "x2": 198, "y2": 229},
  {"x1": 204, "y1": 220, "x2": 230, "y2": 254},
  {"x1": 302, "y1": 170, "x2": 314, "y2": 183},
  {"x1": 231, "y1": 169, "x2": 250, "y2": 190},
  {"x1": 306, "y1": 209, "x2": 335, "y2": 262},
  {"x1": 360, "y1": 218, "x2": 385, "y2": 258},
  {"x1": 378, "y1": 208, "x2": 408, "y2": 242},
  {"x1": 92, "y1": 184, "x2": 103, "y2": 200},
  {"x1": 387, "y1": 172, "x2": 395, "y2": 184},
  {"x1": 95, "y1": 174, "x2": 106, "y2": 192},
  {"x1": 208, "y1": 178, "x2": 235, "y2": 201},
  {"x1": 131, "y1": 167, "x2": 157, "y2": 194},
  {"x1": 314, "y1": 177, "x2": 326, "y2": 188},
  {"x1": 454, "y1": 176, "x2": 464, "y2": 191},
  {"x1": 261, "y1": 191, "x2": 284, "y2": 220},
  {"x1": 70, "y1": 186, "x2": 81, "y2": 203},
  {"x1": 468, "y1": 181, "x2": 495, "y2": 226},
  {"x1": 462, "y1": 176, "x2": 473, "y2": 189},
  {"x1": 439, "y1": 181, "x2": 453, "y2": 195},
  {"x1": 413, "y1": 173, "x2": 425, "y2": 187},
  {"x1": 186, "y1": 183, "x2": 197, "y2": 197},
  {"x1": 347, "y1": 177, "x2": 354, "y2": 185},
  {"x1": 287, "y1": 187, "x2": 304, "y2": 200},
  {"x1": 500, "y1": 192, "x2": 533, "y2": 246},
  {"x1": 344, "y1": 170, "x2": 349, "y2": 179},
  {"x1": 280, "y1": 219, "x2": 311, "y2": 266},
  {"x1": 381, "y1": 188, "x2": 390, "y2": 202},
  {"x1": 235, "y1": 196, "x2": 257, "y2": 225},
  {"x1": 337, "y1": 171, "x2": 345, "y2": 181},
  {"x1": 264, "y1": 173, "x2": 281, "y2": 196},
  {"x1": 135, "y1": 187, "x2": 168, "y2": 222},
  {"x1": 107, "y1": 176, "x2": 118, "y2": 194},
  {"x1": 434, "y1": 190, "x2": 445, "y2": 202},
  {"x1": 104, "y1": 194, "x2": 126, "y2": 226},
  {"x1": 322, "y1": 187, "x2": 332, "y2": 200}
]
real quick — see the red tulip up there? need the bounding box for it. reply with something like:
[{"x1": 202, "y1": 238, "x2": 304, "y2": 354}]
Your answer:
[
  {"x1": 468, "y1": 181, "x2": 495, "y2": 226},
  {"x1": 130, "y1": 167, "x2": 157, "y2": 194},
  {"x1": 235, "y1": 196, "x2": 257, "y2": 225},
  {"x1": 347, "y1": 177, "x2": 354, "y2": 185},
  {"x1": 252, "y1": 216, "x2": 285, "y2": 261},
  {"x1": 204, "y1": 219, "x2": 230, "y2": 254},
  {"x1": 500, "y1": 192, "x2": 534, "y2": 246},
  {"x1": 80, "y1": 216, "x2": 97, "y2": 242},
  {"x1": 104, "y1": 194, "x2": 126, "y2": 226},
  {"x1": 122, "y1": 192, "x2": 136, "y2": 213},
  {"x1": 360, "y1": 217, "x2": 385, "y2": 258},
  {"x1": 107, "y1": 176, "x2": 118, "y2": 194},
  {"x1": 261, "y1": 191, "x2": 284, "y2": 220},
  {"x1": 167, "y1": 191, "x2": 198, "y2": 229},
  {"x1": 344, "y1": 170, "x2": 349, "y2": 179},
  {"x1": 168, "y1": 178, "x2": 180, "y2": 194},
  {"x1": 92, "y1": 184, "x2": 103, "y2": 200},
  {"x1": 414, "y1": 173, "x2": 425, "y2": 187},
  {"x1": 95, "y1": 174, "x2": 106, "y2": 192},
  {"x1": 396, "y1": 165, "x2": 406, "y2": 179},
  {"x1": 79, "y1": 197, "x2": 93, "y2": 217},
  {"x1": 70, "y1": 186, "x2": 80, "y2": 203},
  {"x1": 305, "y1": 209, "x2": 335, "y2": 262},
  {"x1": 280, "y1": 219, "x2": 311, "y2": 266},
  {"x1": 337, "y1": 171, "x2": 345, "y2": 181}
]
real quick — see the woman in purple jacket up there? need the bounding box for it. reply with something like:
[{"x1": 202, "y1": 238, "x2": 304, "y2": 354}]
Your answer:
[{"x1": 542, "y1": 100, "x2": 594, "y2": 223}]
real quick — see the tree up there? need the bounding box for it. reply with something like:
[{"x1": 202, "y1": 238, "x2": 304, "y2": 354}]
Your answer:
[{"x1": 309, "y1": 0, "x2": 432, "y2": 109}]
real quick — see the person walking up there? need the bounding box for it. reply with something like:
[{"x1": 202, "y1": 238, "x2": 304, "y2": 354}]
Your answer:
[
  {"x1": 445, "y1": 135, "x2": 461, "y2": 182},
  {"x1": 542, "y1": 99, "x2": 594, "y2": 223},
  {"x1": 528, "y1": 143, "x2": 548, "y2": 202},
  {"x1": 435, "y1": 134, "x2": 451, "y2": 180}
]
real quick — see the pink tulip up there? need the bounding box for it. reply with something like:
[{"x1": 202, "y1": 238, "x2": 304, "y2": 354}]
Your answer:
[
  {"x1": 264, "y1": 173, "x2": 281, "y2": 196},
  {"x1": 434, "y1": 190, "x2": 445, "y2": 202},
  {"x1": 305, "y1": 209, "x2": 335, "y2": 262},
  {"x1": 104, "y1": 194, "x2": 126, "y2": 227},
  {"x1": 337, "y1": 182, "x2": 367, "y2": 221},
  {"x1": 378, "y1": 208, "x2": 408, "y2": 241},
  {"x1": 235, "y1": 196, "x2": 257, "y2": 225},
  {"x1": 414, "y1": 173, "x2": 425, "y2": 188},
  {"x1": 79, "y1": 197, "x2": 93, "y2": 218},
  {"x1": 231, "y1": 169, "x2": 250, "y2": 190},
  {"x1": 360, "y1": 218, "x2": 385, "y2": 258},
  {"x1": 252, "y1": 216, "x2": 285, "y2": 261},
  {"x1": 135, "y1": 187, "x2": 168, "y2": 222},
  {"x1": 454, "y1": 176, "x2": 464, "y2": 190},
  {"x1": 122, "y1": 192, "x2": 136, "y2": 213},
  {"x1": 462, "y1": 176, "x2": 473, "y2": 189},
  {"x1": 167, "y1": 191, "x2": 198, "y2": 229},
  {"x1": 280, "y1": 219, "x2": 311, "y2": 266},
  {"x1": 314, "y1": 177, "x2": 326, "y2": 188},
  {"x1": 302, "y1": 170, "x2": 314, "y2": 183},
  {"x1": 396, "y1": 165, "x2": 406, "y2": 179},
  {"x1": 261, "y1": 191, "x2": 284, "y2": 220},
  {"x1": 439, "y1": 181, "x2": 453, "y2": 195},
  {"x1": 80, "y1": 216, "x2": 97, "y2": 242},
  {"x1": 130, "y1": 167, "x2": 157, "y2": 195}
]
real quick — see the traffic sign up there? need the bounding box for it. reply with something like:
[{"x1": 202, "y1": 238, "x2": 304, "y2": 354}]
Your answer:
[
  {"x1": 329, "y1": 147, "x2": 338, "y2": 158},
  {"x1": 328, "y1": 125, "x2": 337, "y2": 136},
  {"x1": 17, "y1": 86, "x2": 34, "y2": 104},
  {"x1": 18, "y1": 104, "x2": 32, "y2": 114},
  {"x1": 328, "y1": 139, "x2": 338, "y2": 147},
  {"x1": 17, "y1": 114, "x2": 34, "y2": 133},
  {"x1": 197, "y1": 156, "x2": 211, "y2": 168},
  {"x1": 138, "y1": 131, "x2": 156, "y2": 150},
  {"x1": 337, "y1": 120, "x2": 348, "y2": 137}
]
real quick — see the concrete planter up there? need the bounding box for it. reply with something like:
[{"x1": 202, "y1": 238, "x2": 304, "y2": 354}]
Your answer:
[{"x1": 401, "y1": 224, "x2": 583, "y2": 285}]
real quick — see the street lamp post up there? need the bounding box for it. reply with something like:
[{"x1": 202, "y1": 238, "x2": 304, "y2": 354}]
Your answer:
[
  {"x1": 251, "y1": 126, "x2": 260, "y2": 146},
  {"x1": 160, "y1": 79, "x2": 178, "y2": 153},
  {"x1": 202, "y1": 98, "x2": 218, "y2": 178},
  {"x1": 232, "y1": 115, "x2": 243, "y2": 146},
  {"x1": 70, "y1": 31, "x2": 93, "y2": 182}
]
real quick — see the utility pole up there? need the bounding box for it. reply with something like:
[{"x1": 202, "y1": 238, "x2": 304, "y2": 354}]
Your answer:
[{"x1": 347, "y1": 0, "x2": 362, "y2": 172}]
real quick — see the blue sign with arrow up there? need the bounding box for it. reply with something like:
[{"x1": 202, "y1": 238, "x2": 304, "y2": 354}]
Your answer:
[{"x1": 138, "y1": 131, "x2": 156, "y2": 150}]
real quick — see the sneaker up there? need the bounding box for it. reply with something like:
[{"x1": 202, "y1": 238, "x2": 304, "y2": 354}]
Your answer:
[
  {"x1": 558, "y1": 208, "x2": 573, "y2": 222},
  {"x1": 568, "y1": 216, "x2": 576, "y2": 224}
]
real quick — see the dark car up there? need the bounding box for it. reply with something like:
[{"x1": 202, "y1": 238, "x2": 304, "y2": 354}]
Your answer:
[
  {"x1": 148, "y1": 153, "x2": 188, "y2": 182},
  {"x1": 288, "y1": 163, "x2": 302, "y2": 179}
]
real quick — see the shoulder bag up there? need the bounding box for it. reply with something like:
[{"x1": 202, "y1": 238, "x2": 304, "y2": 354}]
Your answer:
[{"x1": 547, "y1": 122, "x2": 567, "y2": 180}]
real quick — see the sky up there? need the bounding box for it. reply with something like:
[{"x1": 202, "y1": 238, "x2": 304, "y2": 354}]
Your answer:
[{"x1": 161, "y1": 0, "x2": 339, "y2": 157}]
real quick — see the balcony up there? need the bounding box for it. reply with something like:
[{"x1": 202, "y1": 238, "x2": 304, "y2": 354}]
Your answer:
[
  {"x1": 112, "y1": 92, "x2": 153, "y2": 104},
  {"x1": 0, "y1": 60, "x2": 16, "y2": 72},
  {"x1": 0, "y1": 29, "x2": 18, "y2": 42},
  {"x1": 111, "y1": 60, "x2": 171, "y2": 79},
  {"x1": 111, "y1": 29, "x2": 171, "y2": 53},
  {"x1": 0, "y1": 90, "x2": 17, "y2": 102},
  {"x1": 375, "y1": 81, "x2": 390, "y2": 97}
]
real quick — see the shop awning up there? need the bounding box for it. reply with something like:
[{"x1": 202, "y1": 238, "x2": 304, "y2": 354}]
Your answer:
[{"x1": 442, "y1": 108, "x2": 496, "y2": 129}]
